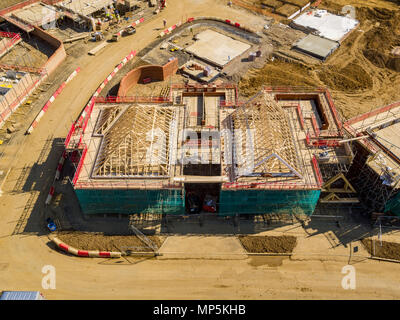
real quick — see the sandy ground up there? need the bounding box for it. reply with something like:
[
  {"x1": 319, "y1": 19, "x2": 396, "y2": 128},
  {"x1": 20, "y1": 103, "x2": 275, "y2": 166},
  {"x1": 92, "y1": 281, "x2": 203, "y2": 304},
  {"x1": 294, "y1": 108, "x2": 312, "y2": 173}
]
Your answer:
[
  {"x1": 0, "y1": 0, "x2": 400, "y2": 300},
  {"x1": 239, "y1": 0, "x2": 400, "y2": 120}
]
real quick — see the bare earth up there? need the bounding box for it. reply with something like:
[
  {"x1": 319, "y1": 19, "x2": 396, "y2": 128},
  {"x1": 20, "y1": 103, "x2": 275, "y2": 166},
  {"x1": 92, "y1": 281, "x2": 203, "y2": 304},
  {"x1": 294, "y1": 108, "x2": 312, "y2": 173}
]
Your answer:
[{"x1": 0, "y1": 0, "x2": 400, "y2": 300}]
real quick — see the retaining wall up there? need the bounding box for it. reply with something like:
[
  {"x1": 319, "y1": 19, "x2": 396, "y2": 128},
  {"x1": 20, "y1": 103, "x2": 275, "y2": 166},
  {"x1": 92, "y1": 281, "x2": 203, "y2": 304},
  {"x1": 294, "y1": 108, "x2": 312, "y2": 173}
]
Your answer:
[
  {"x1": 117, "y1": 58, "x2": 178, "y2": 96},
  {"x1": 32, "y1": 26, "x2": 66, "y2": 75}
]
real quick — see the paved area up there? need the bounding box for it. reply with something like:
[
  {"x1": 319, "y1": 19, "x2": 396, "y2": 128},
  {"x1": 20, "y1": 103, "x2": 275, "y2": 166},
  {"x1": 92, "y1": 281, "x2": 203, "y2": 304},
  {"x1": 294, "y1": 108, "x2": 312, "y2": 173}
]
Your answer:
[{"x1": 158, "y1": 236, "x2": 247, "y2": 259}]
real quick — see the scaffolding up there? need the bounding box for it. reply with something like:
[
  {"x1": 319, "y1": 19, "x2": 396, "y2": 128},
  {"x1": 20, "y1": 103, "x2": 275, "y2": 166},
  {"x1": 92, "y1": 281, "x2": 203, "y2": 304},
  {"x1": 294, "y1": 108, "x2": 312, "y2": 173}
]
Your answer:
[{"x1": 344, "y1": 100, "x2": 400, "y2": 214}]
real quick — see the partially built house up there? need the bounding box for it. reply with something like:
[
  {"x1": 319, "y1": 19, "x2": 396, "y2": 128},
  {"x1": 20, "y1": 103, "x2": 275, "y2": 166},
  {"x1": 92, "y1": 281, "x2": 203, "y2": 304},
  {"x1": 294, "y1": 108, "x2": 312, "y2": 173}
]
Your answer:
[{"x1": 65, "y1": 81, "x2": 352, "y2": 216}]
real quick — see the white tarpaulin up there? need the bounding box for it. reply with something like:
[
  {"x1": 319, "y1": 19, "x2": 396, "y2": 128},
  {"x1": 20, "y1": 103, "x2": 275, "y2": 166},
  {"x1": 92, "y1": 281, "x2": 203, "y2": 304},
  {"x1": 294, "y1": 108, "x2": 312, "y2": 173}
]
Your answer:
[{"x1": 293, "y1": 9, "x2": 359, "y2": 42}]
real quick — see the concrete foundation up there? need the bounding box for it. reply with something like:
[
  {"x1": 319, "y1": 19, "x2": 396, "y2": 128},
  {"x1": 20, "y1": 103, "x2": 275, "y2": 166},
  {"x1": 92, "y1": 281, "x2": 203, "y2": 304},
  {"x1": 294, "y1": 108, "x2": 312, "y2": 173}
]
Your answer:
[{"x1": 185, "y1": 29, "x2": 251, "y2": 67}]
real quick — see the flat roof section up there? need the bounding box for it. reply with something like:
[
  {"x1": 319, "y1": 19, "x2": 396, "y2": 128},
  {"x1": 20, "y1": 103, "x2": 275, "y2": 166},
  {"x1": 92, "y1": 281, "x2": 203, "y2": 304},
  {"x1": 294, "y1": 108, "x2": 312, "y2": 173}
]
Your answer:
[
  {"x1": 293, "y1": 9, "x2": 359, "y2": 42},
  {"x1": 293, "y1": 34, "x2": 339, "y2": 60},
  {"x1": 185, "y1": 30, "x2": 251, "y2": 68},
  {"x1": 9, "y1": 3, "x2": 59, "y2": 27},
  {"x1": 58, "y1": 0, "x2": 115, "y2": 16}
]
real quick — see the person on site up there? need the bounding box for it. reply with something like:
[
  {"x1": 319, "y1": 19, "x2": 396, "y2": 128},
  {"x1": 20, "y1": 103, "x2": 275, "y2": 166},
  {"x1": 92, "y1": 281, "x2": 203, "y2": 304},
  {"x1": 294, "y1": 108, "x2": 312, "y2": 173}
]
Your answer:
[{"x1": 163, "y1": 19, "x2": 167, "y2": 28}]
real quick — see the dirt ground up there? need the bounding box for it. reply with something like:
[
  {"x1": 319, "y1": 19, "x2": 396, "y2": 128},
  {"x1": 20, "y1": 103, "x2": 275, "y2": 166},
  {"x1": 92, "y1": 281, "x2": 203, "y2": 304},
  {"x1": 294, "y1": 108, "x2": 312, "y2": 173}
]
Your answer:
[
  {"x1": 2, "y1": 0, "x2": 400, "y2": 300},
  {"x1": 238, "y1": 235, "x2": 297, "y2": 253},
  {"x1": 0, "y1": 0, "x2": 23, "y2": 10},
  {"x1": 0, "y1": 41, "x2": 50, "y2": 68},
  {"x1": 239, "y1": 0, "x2": 400, "y2": 120},
  {"x1": 57, "y1": 231, "x2": 165, "y2": 252},
  {"x1": 240, "y1": 60, "x2": 316, "y2": 96},
  {"x1": 361, "y1": 238, "x2": 400, "y2": 260}
]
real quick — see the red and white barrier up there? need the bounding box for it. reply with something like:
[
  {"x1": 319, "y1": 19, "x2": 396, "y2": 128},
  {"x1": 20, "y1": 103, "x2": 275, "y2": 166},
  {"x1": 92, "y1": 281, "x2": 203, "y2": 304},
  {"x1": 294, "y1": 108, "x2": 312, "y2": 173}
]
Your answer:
[
  {"x1": 158, "y1": 16, "x2": 255, "y2": 38},
  {"x1": 45, "y1": 185, "x2": 55, "y2": 205},
  {"x1": 55, "y1": 150, "x2": 67, "y2": 180},
  {"x1": 52, "y1": 237, "x2": 122, "y2": 258},
  {"x1": 114, "y1": 17, "x2": 145, "y2": 37},
  {"x1": 65, "y1": 67, "x2": 80, "y2": 84},
  {"x1": 159, "y1": 21, "x2": 181, "y2": 37},
  {"x1": 224, "y1": 19, "x2": 241, "y2": 28},
  {"x1": 26, "y1": 67, "x2": 80, "y2": 134}
]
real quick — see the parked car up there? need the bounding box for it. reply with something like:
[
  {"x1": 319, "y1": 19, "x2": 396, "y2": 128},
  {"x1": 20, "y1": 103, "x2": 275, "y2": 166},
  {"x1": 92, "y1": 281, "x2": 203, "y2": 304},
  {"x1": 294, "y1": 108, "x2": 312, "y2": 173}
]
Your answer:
[{"x1": 124, "y1": 26, "x2": 136, "y2": 36}]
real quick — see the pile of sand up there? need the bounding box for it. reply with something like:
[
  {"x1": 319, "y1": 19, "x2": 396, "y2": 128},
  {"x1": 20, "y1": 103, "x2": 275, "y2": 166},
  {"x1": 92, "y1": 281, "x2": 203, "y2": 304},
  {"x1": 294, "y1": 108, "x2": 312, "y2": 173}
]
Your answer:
[
  {"x1": 239, "y1": 60, "x2": 315, "y2": 97},
  {"x1": 318, "y1": 62, "x2": 373, "y2": 92},
  {"x1": 360, "y1": 8, "x2": 400, "y2": 72},
  {"x1": 238, "y1": 235, "x2": 297, "y2": 253},
  {"x1": 361, "y1": 238, "x2": 400, "y2": 261},
  {"x1": 57, "y1": 231, "x2": 164, "y2": 252}
]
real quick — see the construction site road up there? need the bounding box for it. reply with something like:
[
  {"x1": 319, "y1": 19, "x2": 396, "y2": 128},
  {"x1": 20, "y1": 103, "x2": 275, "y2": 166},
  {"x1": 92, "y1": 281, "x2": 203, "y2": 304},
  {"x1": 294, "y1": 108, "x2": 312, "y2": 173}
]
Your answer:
[{"x1": 0, "y1": 0, "x2": 400, "y2": 299}]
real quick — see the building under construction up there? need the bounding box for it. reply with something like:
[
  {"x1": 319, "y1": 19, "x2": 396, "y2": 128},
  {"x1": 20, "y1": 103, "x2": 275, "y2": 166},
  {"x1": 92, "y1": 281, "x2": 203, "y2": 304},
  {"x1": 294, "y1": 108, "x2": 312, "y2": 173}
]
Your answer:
[
  {"x1": 65, "y1": 79, "x2": 356, "y2": 216},
  {"x1": 344, "y1": 101, "x2": 400, "y2": 216}
]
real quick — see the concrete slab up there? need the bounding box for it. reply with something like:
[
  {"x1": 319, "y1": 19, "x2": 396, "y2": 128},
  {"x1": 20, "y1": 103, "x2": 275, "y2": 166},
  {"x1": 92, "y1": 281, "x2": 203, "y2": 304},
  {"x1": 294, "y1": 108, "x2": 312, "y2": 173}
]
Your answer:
[
  {"x1": 10, "y1": 3, "x2": 59, "y2": 27},
  {"x1": 158, "y1": 236, "x2": 247, "y2": 259},
  {"x1": 185, "y1": 30, "x2": 251, "y2": 67},
  {"x1": 293, "y1": 9, "x2": 358, "y2": 42},
  {"x1": 58, "y1": 0, "x2": 115, "y2": 16},
  {"x1": 294, "y1": 34, "x2": 339, "y2": 60}
]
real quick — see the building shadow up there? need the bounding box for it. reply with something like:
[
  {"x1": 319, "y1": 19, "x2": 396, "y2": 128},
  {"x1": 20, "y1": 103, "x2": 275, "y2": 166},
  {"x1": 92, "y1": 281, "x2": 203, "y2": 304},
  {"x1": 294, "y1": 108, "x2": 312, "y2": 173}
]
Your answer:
[
  {"x1": 11, "y1": 136, "x2": 65, "y2": 236},
  {"x1": 297, "y1": 203, "x2": 394, "y2": 248}
]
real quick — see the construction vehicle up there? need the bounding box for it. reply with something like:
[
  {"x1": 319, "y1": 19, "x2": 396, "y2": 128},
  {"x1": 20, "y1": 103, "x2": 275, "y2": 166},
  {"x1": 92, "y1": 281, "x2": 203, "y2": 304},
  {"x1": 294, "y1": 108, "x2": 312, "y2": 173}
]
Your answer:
[
  {"x1": 111, "y1": 33, "x2": 120, "y2": 42},
  {"x1": 91, "y1": 32, "x2": 104, "y2": 42},
  {"x1": 124, "y1": 25, "x2": 136, "y2": 36}
]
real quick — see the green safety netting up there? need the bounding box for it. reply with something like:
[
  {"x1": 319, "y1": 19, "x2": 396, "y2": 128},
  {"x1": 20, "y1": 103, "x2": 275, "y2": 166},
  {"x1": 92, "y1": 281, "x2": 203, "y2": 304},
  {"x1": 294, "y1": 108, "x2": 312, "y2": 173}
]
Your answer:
[
  {"x1": 75, "y1": 188, "x2": 185, "y2": 215},
  {"x1": 218, "y1": 189, "x2": 321, "y2": 216}
]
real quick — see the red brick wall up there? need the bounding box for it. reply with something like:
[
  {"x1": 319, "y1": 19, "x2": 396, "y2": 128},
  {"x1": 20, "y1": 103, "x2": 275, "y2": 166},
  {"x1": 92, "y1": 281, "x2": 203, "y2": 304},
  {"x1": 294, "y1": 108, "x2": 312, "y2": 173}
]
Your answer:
[
  {"x1": 31, "y1": 26, "x2": 66, "y2": 75},
  {"x1": 162, "y1": 58, "x2": 178, "y2": 79},
  {"x1": 118, "y1": 58, "x2": 178, "y2": 96}
]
